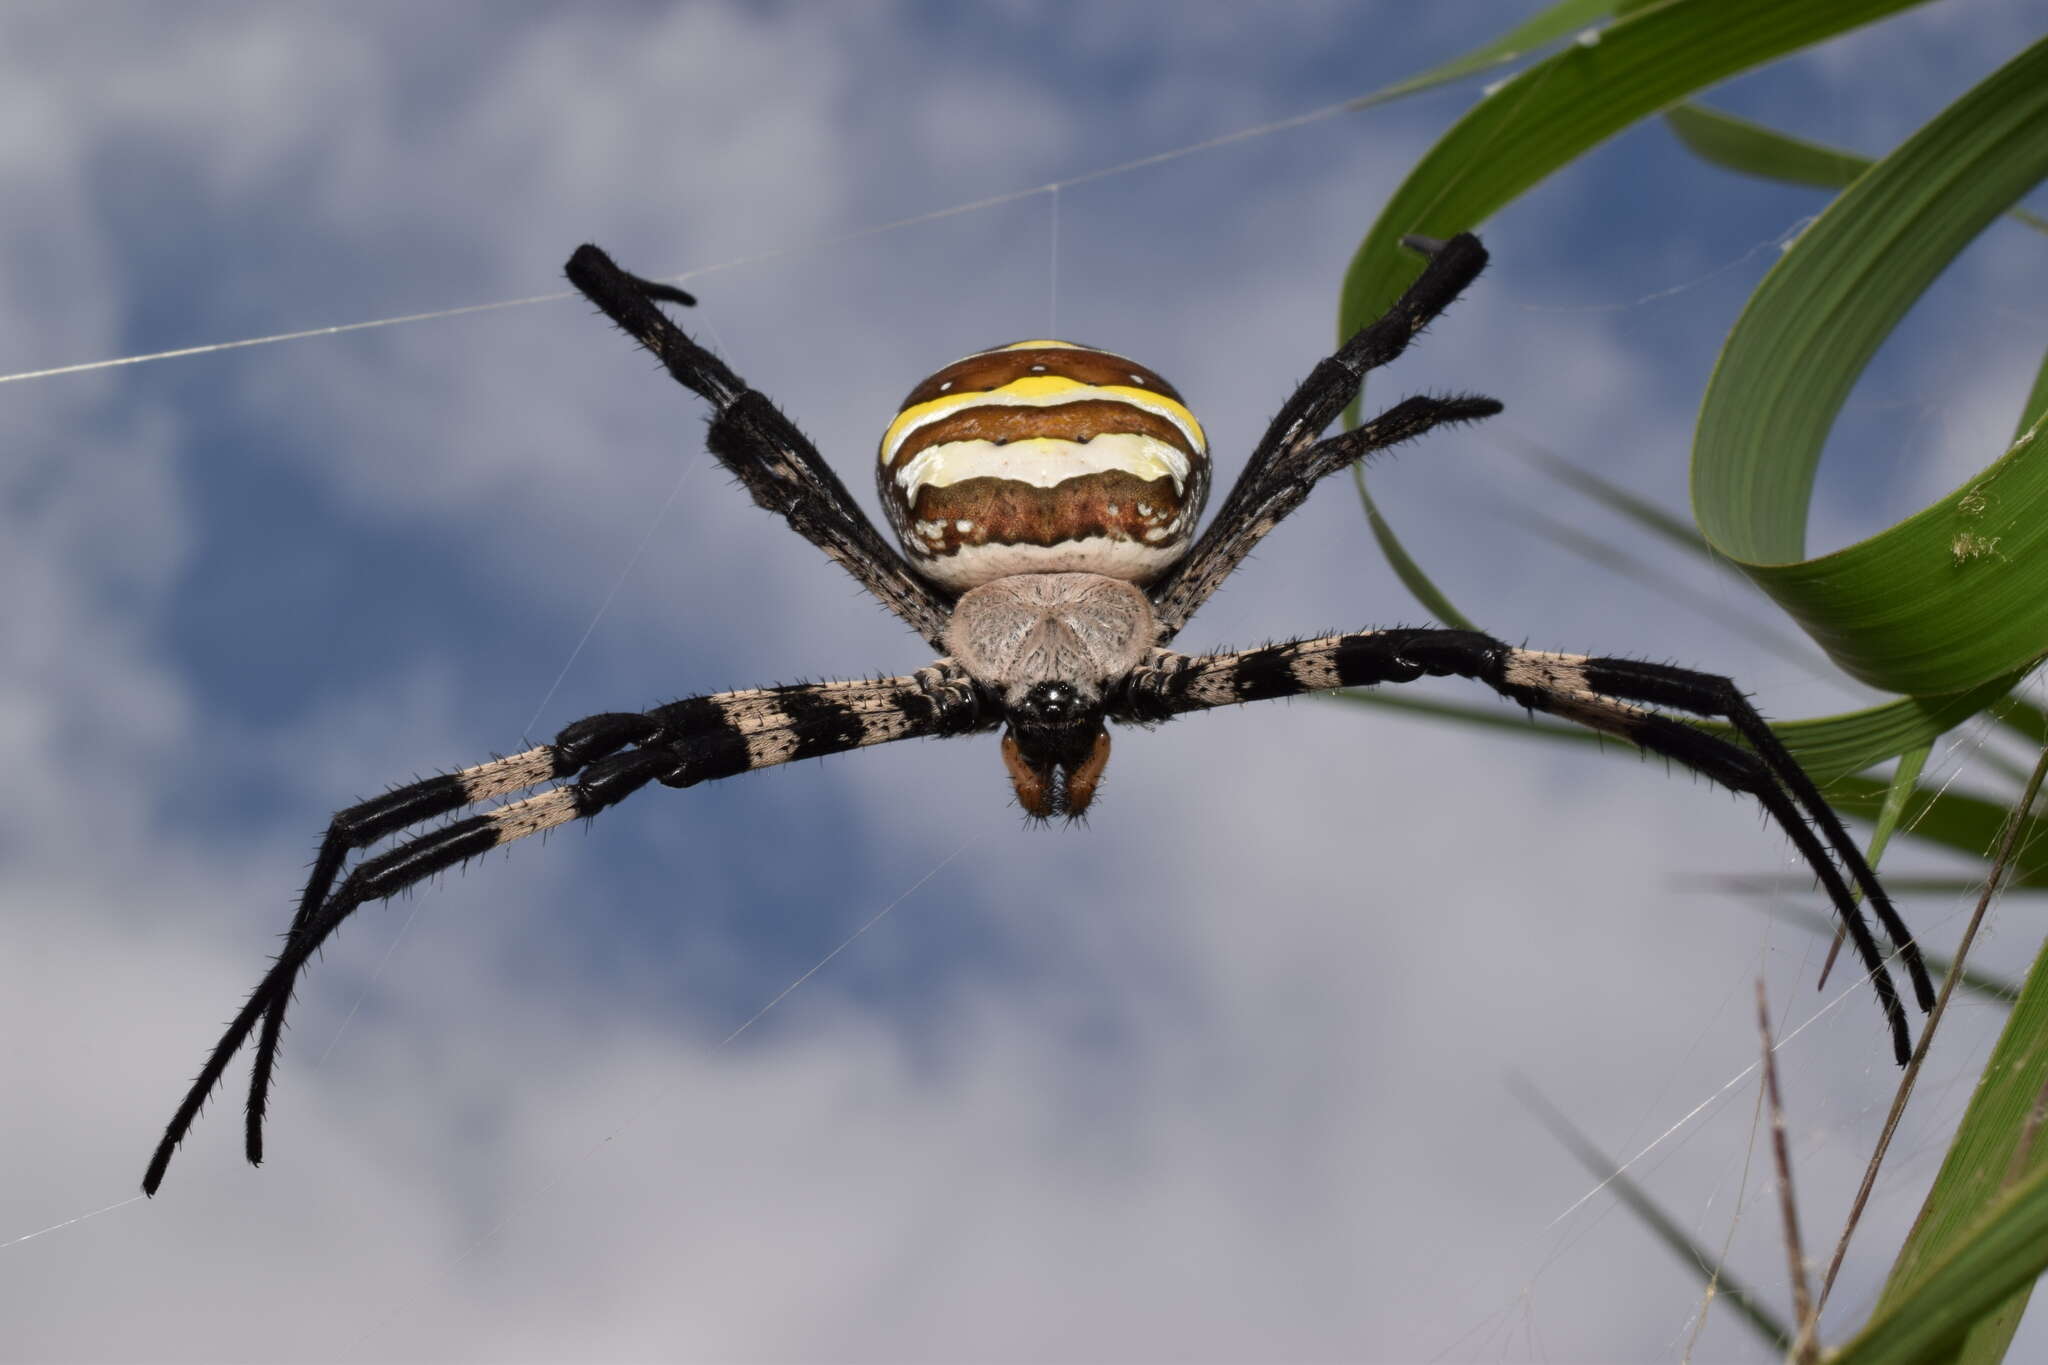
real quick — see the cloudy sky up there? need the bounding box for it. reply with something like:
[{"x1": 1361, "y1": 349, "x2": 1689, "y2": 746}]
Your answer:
[{"x1": 5, "y1": 3, "x2": 2047, "y2": 1361}]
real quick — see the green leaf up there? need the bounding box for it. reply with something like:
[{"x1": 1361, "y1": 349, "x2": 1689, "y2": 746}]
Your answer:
[
  {"x1": 1664, "y1": 102, "x2": 1869, "y2": 191},
  {"x1": 1718, "y1": 676, "x2": 2016, "y2": 785},
  {"x1": 2017, "y1": 342, "x2": 2048, "y2": 450},
  {"x1": 1664, "y1": 101, "x2": 2048, "y2": 233},
  {"x1": 1691, "y1": 36, "x2": 2048, "y2": 696},
  {"x1": 1854, "y1": 740, "x2": 2048, "y2": 1365},
  {"x1": 1816, "y1": 742, "x2": 1934, "y2": 1002},
  {"x1": 1343, "y1": 0, "x2": 1622, "y2": 113},
  {"x1": 1838, "y1": 904, "x2": 2048, "y2": 1363},
  {"x1": 1832, "y1": 1152, "x2": 2048, "y2": 1364},
  {"x1": 1339, "y1": 0, "x2": 1932, "y2": 353},
  {"x1": 1864, "y1": 742, "x2": 1929, "y2": 870}
]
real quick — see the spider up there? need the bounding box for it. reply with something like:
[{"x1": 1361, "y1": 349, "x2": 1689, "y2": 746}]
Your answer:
[{"x1": 142, "y1": 232, "x2": 1934, "y2": 1195}]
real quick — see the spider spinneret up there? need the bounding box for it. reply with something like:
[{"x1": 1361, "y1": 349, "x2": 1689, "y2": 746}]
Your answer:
[{"x1": 140, "y1": 232, "x2": 1936, "y2": 1197}]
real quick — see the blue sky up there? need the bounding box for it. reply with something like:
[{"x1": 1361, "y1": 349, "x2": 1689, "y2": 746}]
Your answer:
[{"x1": 5, "y1": 3, "x2": 2047, "y2": 1360}]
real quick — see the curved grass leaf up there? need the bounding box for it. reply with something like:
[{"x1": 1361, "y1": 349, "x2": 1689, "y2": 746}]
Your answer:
[
  {"x1": 1692, "y1": 36, "x2": 2048, "y2": 696},
  {"x1": 2016, "y1": 349, "x2": 2048, "y2": 448},
  {"x1": 1702, "y1": 677, "x2": 2011, "y2": 784}
]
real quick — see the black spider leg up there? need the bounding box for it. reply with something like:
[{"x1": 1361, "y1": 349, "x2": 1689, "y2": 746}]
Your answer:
[
  {"x1": 565, "y1": 244, "x2": 953, "y2": 649},
  {"x1": 1114, "y1": 630, "x2": 1932, "y2": 1065},
  {"x1": 145, "y1": 666, "x2": 985, "y2": 1194},
  {"x1": 1149, "y1": 233, "x2": 1496, "y2": 639},
  {"x1": 1160, "y1": 397, "x2": 1502, "y2": 634}
]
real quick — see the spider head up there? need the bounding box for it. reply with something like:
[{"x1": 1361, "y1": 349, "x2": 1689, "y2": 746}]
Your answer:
[
  {"x1": 995, "y1": 671, "x2": 1115, "y2": 820},
  {"x1": 944, "y1": 572, "x2": 1154, "y2": 819}
]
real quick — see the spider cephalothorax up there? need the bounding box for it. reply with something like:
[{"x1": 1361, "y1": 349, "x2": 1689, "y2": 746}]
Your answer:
[
  {"x1": 142, "y1": 233, "x2": 1936, "y2": 1195},
  {"x1": 946, "y1": 570, "x2": 1157, "y2": 816}
]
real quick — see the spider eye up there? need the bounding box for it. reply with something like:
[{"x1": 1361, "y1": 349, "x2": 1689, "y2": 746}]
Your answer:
[{"x1": 1015, "y1": 680, "x2": 1084, "y2": 724}]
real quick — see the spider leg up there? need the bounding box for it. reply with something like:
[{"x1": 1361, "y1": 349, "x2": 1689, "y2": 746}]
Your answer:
[
  {"x1": 240, "y1": 730, "x2": 644, "y2": 1170},
  {"x1": 145, "y1": 665, "x2": 986, "y2": 1195},
  {"x1": 1149, "y1": 233, "x2": 1497, "y2": 637},
  {"x1": 1114, "y1": 630, "x2": 1931, "y2": 1064},
  {"x1": 565, "y1": 245, "x2": 953, "y2": 648},
  {"x1": 1150, "y1": 395, "x2": 1500, "y2": 631}
]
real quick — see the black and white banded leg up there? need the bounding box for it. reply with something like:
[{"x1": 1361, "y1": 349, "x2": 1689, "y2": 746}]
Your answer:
[
  {"x1": 1114, "y1": 629, "x2": 1936, "y2": 1062},
  {"x1": 144, "y1": 665, "x2": 986, "y2": 1195},
  {"x1": 565, "y1": 245, "x2": 955, "y2": 649},
  {"x1": 1148, "y1": 233, "x2": 1497, "y2": 638}
]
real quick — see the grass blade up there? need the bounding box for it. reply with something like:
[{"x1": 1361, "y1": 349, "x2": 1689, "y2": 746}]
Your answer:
[
  {"x1": 1691, "y1": 38, "x2": 2048, "y2": 696},
  {"x1": 1343, "y1": 0, "x2": 1622, "y2": 112},
  {"x1": 1665, "y1": 101, "x2": 2048, "y2": 233}
]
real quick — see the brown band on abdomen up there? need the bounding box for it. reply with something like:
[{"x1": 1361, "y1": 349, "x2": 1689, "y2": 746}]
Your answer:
[
  {"x1": 887, "y1": 399, "x2": 1200, "y2": 473},
  {"x1": 897, "y1": 347, "x2": 1185, "y2": 409}
]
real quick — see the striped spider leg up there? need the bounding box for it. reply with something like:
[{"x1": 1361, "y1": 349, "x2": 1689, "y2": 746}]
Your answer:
[
  {"x1": 143, "y1": 667, "x2": 988, "y2": 1194},
  {"x1": 1131, "y1": 233, "x2": 1930, "y2": 1056},
  {"x1": 1109, "y1": 638, "x2": 1935, "y2": 1064}
]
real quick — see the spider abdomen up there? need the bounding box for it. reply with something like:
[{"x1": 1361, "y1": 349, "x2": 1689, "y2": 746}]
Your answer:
[{"x1": 878, "y1": 341, "x2": 1210, "y2": 591}]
